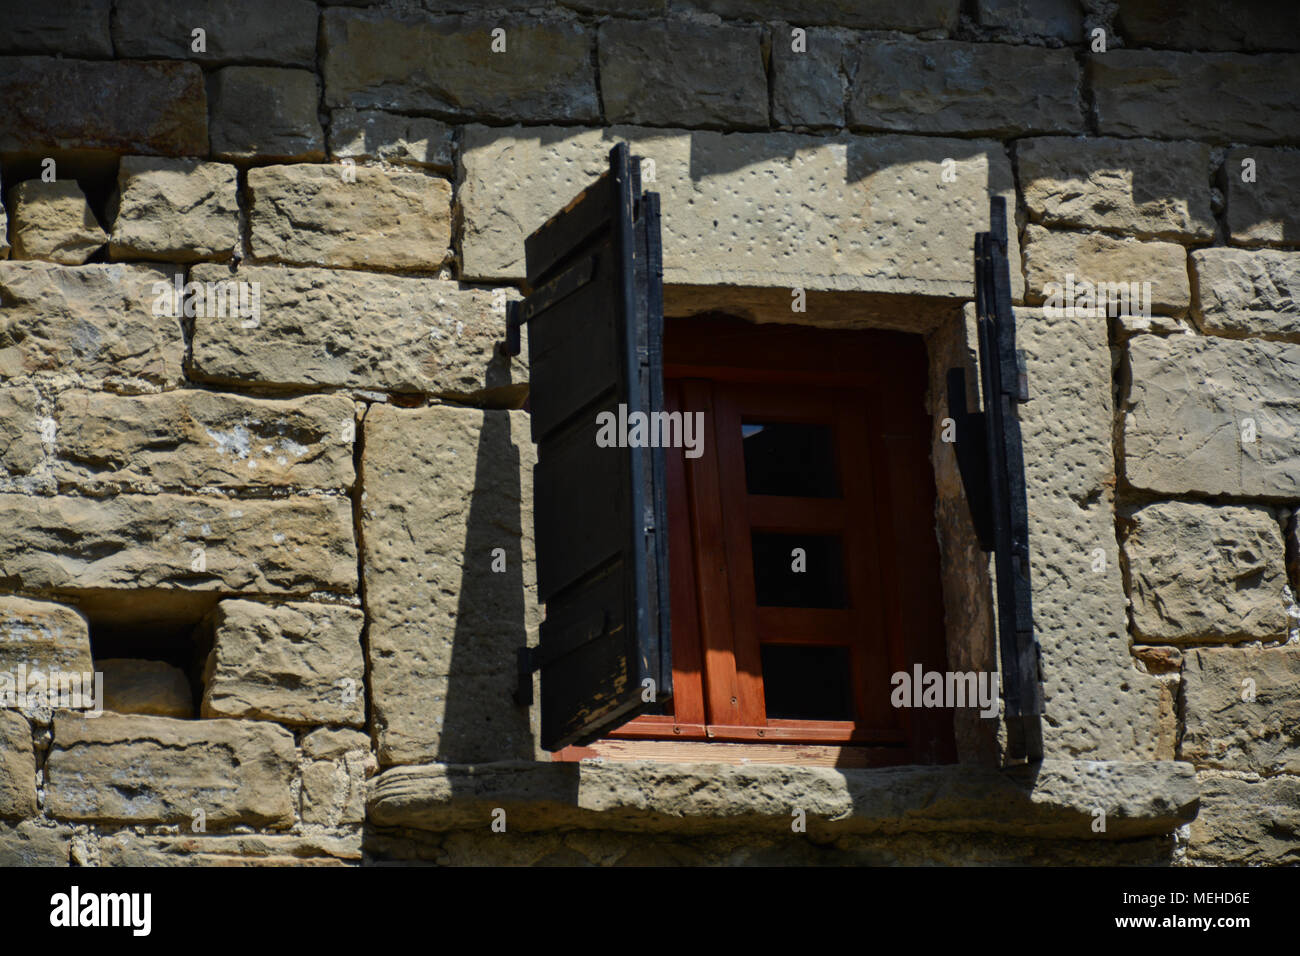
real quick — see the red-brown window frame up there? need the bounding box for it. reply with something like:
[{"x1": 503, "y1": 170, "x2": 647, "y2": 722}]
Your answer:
[{"x1": 556, "y1": 315, "x2": 955, "y2": 767}]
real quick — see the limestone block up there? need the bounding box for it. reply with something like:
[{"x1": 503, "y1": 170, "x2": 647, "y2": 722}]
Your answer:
[
  {"x1": 98, "y1": 659, "x2": 193, "y2": 718},
  {"x1": 1090, "y1": 50, "x2": 1300, "y2": 144},
  {"x1": 0, "y1": 596, "x2": 93, "y2": 680},
  {"x1": 1124, "y1": 501, "x2": 1289, "y2": 643},
  {"x1": 51, "y1": 389, "x2": 356, "y2": 493},
  {"x1": 1191, "y1": 247, "x2": 1300, "y2": 339},
  {"x1": 0, "y1": 0, "x2": 112, "y2": 56},
  {"x1": 46, "y1": 713, "x2": 296, "y2": 827},
  {"x1": 0, "y1": 262, "x2": 186, "y2": 386},
  {"x1": 677, "y1": 0, "x2": 959, "y2": 31},
  {"x1": 1225, "y1": 146, "x2": 1300, "y2": 246},
  {"x1": 322, "y1": 10, "x2": 598, "y2": 122},
  {"x1": 0, "y1": 493, "x2": 357, "y2": 596},
  {"x1": 598, "y1": 20, "x2": 767, "y2": 129},
  {"x1": 1183, "y1": 645, "x2": 1300, "y2": 773},
  {"x1": 0, "y1": 57, "x2": 206, "y2": 156},
  {"x1": 0, "y1": 386, "x2": 44, "y2": 479},
  {"x1": 0, "y1": 820, "x2": 70, "y2": 865},
  {"x1": 301, "y1": 756, "x2": 366, "y2": 826},
  {"x1": 978, "y1": 0, "x2": 1082, "y2": 41},
  {"x1": 189, "y1": 264, "x2": 525, "y2": 399},
  {"x1": 1188, "y1": 772, "x2": 1300, "y2": 865},
  {"x1": 98, "y1": 831, "x2": 360, "y2": 866},
  {"x1": 362, "y1": 404, "x2": 539, "y2": 764},
  {"x1": 209, "y1": 67, "x2": 325, "y2": 162},
  {"x1": 459, "y1": 125, "x2": 1023, "y2": 301},
  {"x1": 302, "y1": 727, "x2": 371, "y2": 759},
  {"x1": 1116, "y1": 0, "x2": 1300, "y2": 52},
  {"x1": 848, "y1": 40, "x2": 1082, "y2": 136},
  {"x1": 247, "y1": 164, "x2": 451, "y2": 271},
  {"x1": 0, "y1": 712, "x2": 36, "y2": 819},
  {"x1": 7, "y1": 180, "x2": 107, "y2": 265},
  {"x1": 1021, "y1": 224, "x2": 1190, "y2": 315},
  {"x1": 1017, "y1": 136, "x2": 1214, "y2": 241},
  {"x1": 772, "y1": 26, "x2": 849, "y2": 128},
  {"x1": 109, "y1": 158, "x2": 239, "y2": 262},
  {"x1": 328, "y1": 110, "x2": 455, "y2": 170},
  {"x1": 201, "y1": 599, "x2": 366, "y2": 726},
  {"x1": 111, "y1": 0, "x2": 318, "y2": 66},
  {"x1": 1123, "y1": 335, "x2": 1300, "y2": 498}
]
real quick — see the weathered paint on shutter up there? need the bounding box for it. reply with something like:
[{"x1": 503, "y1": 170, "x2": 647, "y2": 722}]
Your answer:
[{"x1": 520, "y1": 143, "x2": 671, "y2": 752}]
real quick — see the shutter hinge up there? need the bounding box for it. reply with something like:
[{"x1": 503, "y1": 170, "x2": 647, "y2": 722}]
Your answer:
[{"x1": 500, "y1": 255, "x2": 597, "y2": 357}]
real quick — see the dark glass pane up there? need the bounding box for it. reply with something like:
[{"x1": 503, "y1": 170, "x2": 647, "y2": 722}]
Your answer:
[
  {"x1": 742, "y1": 422, "x2": 838, "y2": 497},
  {"x1": 751, "y1": 532, "x2": 847, "y2": 607},
  {"x1": 761, "y1": 644, "x2": 854, "y2": 721}
]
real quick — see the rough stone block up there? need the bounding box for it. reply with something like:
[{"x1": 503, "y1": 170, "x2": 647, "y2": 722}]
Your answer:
[
  {"x1": 1191, "y1": 248, "x2": 1300, "y2": 340},
  {"x1": 302, "y1": 727, "x2": 370, "y2": 759},
  {"x1": 301, "y1": 756, "x2": 366, "y2": 825},
  {"x1": 201, "y1": 599, "x2": 366, "y2": 727},
  {"x1": 328, "y1": 110, "x2": 455, "y2": 170},
  {"x1": 1116, "y1": 0, "x2": 1300, "y2": 52},
  {"x1": 772, "y1": 26, "x2": 849, "y2": 128},
  {"x1": 99, "y1": 659, "x2": 193, "y2": 719},
  {"x1": 0, "y1": 0, "x2": 112, "y2": 56},
  {"x1": 1123, "y1": 335, "x2": 1300, "y2": 498},
  {"x1": 1090, "y1": 50, "x2": 1300, "y2": 144},
  {"x1": 1124, "y1": 501, "x2": 1289, "y2": 643},
  {"x1": 1188, "y1": 772, "x2": 1300, "y2": 864},
  {"x1": 0, "y1": 386, "x2": 43, "y2": 480},
  {"x1": 209, "y1": 67, "x2": 326, "y2": 162},
  {"x1": 1017, "y1": 137, "x2": 1214, "y2": 241},
  {"x1": 0, "y1": 596, "x2": 93, "y2": 681},
  {"x1": 111, "y1": 0, "x2": 318, "y2": 66},
  {"x1": 0, "y1": 712, "x2": 36, "y2": 819},
  {"x1": 51, "y1": 389, "x2": 356, "y2": 493},
  {"x1": 677, "y1": 0, "x2": 959, "y2": 31},
  {"x1": 1021, "y1": 225, "x2": 1190, "y2": 315},
  {"x1": 0, "y1": 493, "x2": 357, "y2": 596},
  {"x1": 0, "y1": 820, "x2": 70, "y2": 865},
  {"x1": 109, "y1": 158, "x2": 240, "y2": 262},
  {"x1": 1225, "y1": 146, "x2": 1300, "y2": 246},
  {"x1": 598, "y1": 20, "x2": 767, "y2": 129},
  {"x1": 978, "y1": 0, "x2": 1082, "y2": 41},
  {"x1": 362, "y1": 404, "x2": 539, "y2": 764},
  {"x1": 848, "y1": 40, "x2": 1082, "y2": 136},
  {"x1": 7, "y1": 180, "x2": 107, "y2": 265},
  {"x1": 459, "y1": 125, "x2": 1022, "y2": 301},
  {"x1": 247, "y1": 164, "x2": 450, "y2": 271},
  {"x1": 1183, "y1": 645, "x2": 1300, "y2": 773},
  {"x1": 0, "y1": 262, "x2": 186, "y2": 387},
  {"x1": 189, "y1": 264, "x2": 526, "y2": 398},
  {"x1": 98, "y1": 831, "x2": 360, "y2": 866},
  {"x1": 322, "y1": 10, "x2": 598, "y2": 122},
  {"x1": 0, "y1": 57, "x2": 206, "y2": 156},
  {"x1": 46, "y1": 713, "x2": 296, "y2": 827}
]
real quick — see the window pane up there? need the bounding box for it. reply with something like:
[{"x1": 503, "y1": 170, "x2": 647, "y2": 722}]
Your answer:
[
  {"x1": 742, "y1": 422, "x2": 838, "y2": 497},
  {"x1": 761, "y1": 644, "x2": 854, "y2": 721},
  {"x1": 751, "y1": 532, "x2": 847, "y2": 607}
]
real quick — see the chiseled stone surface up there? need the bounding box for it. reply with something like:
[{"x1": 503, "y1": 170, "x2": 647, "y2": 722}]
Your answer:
[
  {"x1": 1090, "y1": 50, "x2": 1300, "y2": 144},
  {"x1": 771, "y1": 26, "x2": 850, "y2": 128},
  {"x1": 51, "y1": 389, "x2": 356, "y2": 493},
  {"x1": 0, "y1": 596, "x2": 93, "y2": 680},
  {"x1": 1191, "y1": 248, "x2": 1300, "y2": 340},
  {"x1": 98, "y1": 831, "x2": 360, "y2": 866},
  {"x1": 1224, "y1": 146, "x2": 1300, "y2": 246},
  {"x1": 1182, "y1": 645, "x2": 1300, "y2": 774},
  {"x1": 459, "y1": 125, "x2": 1023, "y2": 300},
  {"x1": 362, "y1": 404, "x2": 540, "y2": 765},
  {"x1": 1008, "y1": 304, "x2": 1163, "y2": 759},
  {"x1": 1021, "y1": 225, "x2": 1190, "y2": 315},
  {"x1": 0, "y1": 0, "x2": 112, "y2": 56},
  {"x1": 0, "y1": 57, "x2": 207, "y2": 156},
  {"x1": 1123, "y1": 501, "x2": 1289, "y2": 644},
  {"x1": 848, "y1": 40, "x2": 1082, "y2": 136},
  {"x1": 0, "y1": 262, "x2": 186, "y2": 387},
  {"x1": 247, "y1": 164, "x2": 451, "y2": 271},
  {"x1": 0, "y1": 712, "x2": 36, "y2": 820},
  {"x1": 201, "y1": 599, "x2": 366, "y2": 727},
  {"x1": 209, "y1": 67, "x2": 326, "y2": 162},
  {"x1": 1123, "y1": 335, "x2": 1300, "y2": 498},
  {"x1": 328, "y1": 110, "x2": 455, "y2": 170},
  {"x1": 303, "y1": 727, "x2": 371, "y2": 760},
  {"x1": 301, "y1": 757, "x2": 367, "y2": 826},
  {"x1": 0, "y1": 820, "x2": 70, "y2": 866},
  {"x1": 1116, "y1": 0, "x2": 1300, "y2": 52},
  {"x1": 109, "y1": 157, "x2": 240, "y2": 262},
  {"x1": 322, "y1": 10, "x2": 598, "y2": 122},
  {"x1": 369, "y1": 759, "x2": 1198, "y2": 839},
  {"x1": 111, "y1": 0, "x2": 319, "y2": 66},
  {"x1": 0, "y1": 493, "x2": 357, "y2": 596},
  {"x1": 598, "y1": 20, "x2": 767, "y2": 129},
  {"x1": 98, "y1": 658, "x2": 193, "y2": 719},
  {"x1": 46, "y1": 713, "x2": 296, "y2": 828},
  {"x1": 1188, "y1": 772, "x2": 1300, "y2": 865},
  {"x1": 189, "y1": 264, "x2": 526, "y2": 399},
  {"x1": 1017, "y1": 137, "x2": 1215, "y2": 241},
  {"x1": 7, "y1": 180, "x2": 108, "y2": 265},
  {"x1": 0, "y1": 386, "x2": 43, "y2": 480}
]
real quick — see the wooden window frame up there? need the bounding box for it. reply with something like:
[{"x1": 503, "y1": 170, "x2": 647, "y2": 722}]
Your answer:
[{"x1": 555, "y1": 315, "x2": 955, "y2": 767}]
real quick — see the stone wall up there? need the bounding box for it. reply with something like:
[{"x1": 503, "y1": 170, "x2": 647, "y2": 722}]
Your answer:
[{"x1": 0, "y1": 0, "x2": 1296, "y2": 866}]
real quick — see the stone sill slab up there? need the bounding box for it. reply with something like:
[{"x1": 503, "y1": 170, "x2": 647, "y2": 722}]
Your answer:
[{"x1": 368, "y1": 759, "x2": 1199, "y2": 840}]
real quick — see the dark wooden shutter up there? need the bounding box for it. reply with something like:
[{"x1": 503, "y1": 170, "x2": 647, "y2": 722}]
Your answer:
[{"x1": 520, "y1": 143, "x2": 671, "y2": 751}]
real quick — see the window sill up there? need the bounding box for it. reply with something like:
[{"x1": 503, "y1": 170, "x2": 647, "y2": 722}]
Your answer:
[{"x1": 368, "y1": 759, "x2": 1198, "y2": 840}]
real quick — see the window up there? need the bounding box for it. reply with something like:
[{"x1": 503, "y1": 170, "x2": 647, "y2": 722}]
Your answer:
[{"x1": 555, "y1": 314, "x2": 956, "y2": 767}]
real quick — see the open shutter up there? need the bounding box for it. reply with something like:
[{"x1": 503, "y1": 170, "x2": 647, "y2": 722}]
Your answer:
[
  {"x1": 510, "y1": 143, "x2": 671, "y2": 752},
  {"x1": 947, "y1": 196, "x2": 1045, "y2": 761}
]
